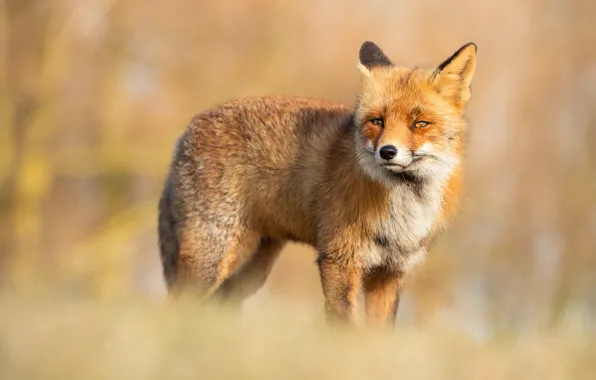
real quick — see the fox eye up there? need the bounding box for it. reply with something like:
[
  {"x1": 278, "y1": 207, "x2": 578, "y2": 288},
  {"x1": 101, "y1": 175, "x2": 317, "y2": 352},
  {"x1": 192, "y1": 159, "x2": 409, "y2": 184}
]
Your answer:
[
  {"x1": 413, "y1": 121, "x2": 430, "y2": 128},
  {"x1": 370, "y1": 118, "x2": 384, "y2": 127}
]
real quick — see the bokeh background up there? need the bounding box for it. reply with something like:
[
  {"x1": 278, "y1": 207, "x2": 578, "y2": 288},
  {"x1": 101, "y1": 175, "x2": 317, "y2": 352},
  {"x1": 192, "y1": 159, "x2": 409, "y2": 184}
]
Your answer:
[{"x1": 1, "y1": 0, "x2": 595, "y2": 377}]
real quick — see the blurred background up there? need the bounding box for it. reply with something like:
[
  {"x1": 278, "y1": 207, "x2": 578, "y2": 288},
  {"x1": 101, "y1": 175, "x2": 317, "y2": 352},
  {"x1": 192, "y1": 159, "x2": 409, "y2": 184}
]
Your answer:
[{"x1": 1, "y1": 0, "x2": 595, "y2": 341}]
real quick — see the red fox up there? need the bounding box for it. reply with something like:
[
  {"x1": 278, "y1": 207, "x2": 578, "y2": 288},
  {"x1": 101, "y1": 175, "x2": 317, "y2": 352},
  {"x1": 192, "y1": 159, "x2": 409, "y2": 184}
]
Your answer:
[{"x1": 158, "y1": 41, "x2": 477, "y2": 327}]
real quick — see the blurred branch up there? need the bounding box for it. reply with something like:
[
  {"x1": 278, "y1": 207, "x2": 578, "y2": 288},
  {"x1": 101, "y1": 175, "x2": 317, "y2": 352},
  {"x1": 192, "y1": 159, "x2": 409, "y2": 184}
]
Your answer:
[
  {"x1": 1, "y1": 0, "x2": 51, "y2": 289},
  {"x1": 0, "y1": 0, "x2": 13, "y2": 275}
]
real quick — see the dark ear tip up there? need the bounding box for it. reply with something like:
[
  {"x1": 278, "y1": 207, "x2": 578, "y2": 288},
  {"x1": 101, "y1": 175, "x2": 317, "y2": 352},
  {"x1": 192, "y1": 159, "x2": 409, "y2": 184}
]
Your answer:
[
  {"x1": 359, "y1": 41, "x2": 393, "y2": 69},
  {"x1": 361, "y1": 41, "x2": 377, "y2": 49},
  {"x1": 463, "y1": 42, "x2": 478, "y2": 52},
  {"x1": 359, "y1": 41, "x2": 379, "y2": 58}
]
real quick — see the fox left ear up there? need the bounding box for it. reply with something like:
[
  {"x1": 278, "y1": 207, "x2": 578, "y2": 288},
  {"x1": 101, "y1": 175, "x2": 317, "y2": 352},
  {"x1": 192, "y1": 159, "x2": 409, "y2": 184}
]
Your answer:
[
  {"x1": 433, "y1": 43, "x2": 477, "y2": 107},
  {"x1": 357, "y1": 41, "x2": 393, "y2": 78}
]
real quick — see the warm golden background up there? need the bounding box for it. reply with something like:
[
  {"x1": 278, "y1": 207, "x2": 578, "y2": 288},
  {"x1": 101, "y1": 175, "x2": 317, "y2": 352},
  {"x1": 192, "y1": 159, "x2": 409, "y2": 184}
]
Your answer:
[{"x1": 1, "y1": 0, "x2": 595, "y2": 378}]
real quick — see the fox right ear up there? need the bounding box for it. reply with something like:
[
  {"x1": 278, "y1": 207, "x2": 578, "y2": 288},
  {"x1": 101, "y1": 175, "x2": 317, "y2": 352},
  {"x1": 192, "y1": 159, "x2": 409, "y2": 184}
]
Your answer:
[
  {"x1": 433, "y1": 43, "x2": 477, "y2": 107},
  {"x1": 357, "y1": 41, "x2": 393, "y2": 77}
]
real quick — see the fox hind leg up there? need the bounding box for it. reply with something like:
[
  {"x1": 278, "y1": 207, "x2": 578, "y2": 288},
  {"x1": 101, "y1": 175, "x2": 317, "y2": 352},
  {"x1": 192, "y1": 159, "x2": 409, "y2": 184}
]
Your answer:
[
  {"x1": 214, "y1": 238, "x2": 284, "y2": 305},
  {"x1": 169, "y1": 222, "x2": 261, "y2": 302}
]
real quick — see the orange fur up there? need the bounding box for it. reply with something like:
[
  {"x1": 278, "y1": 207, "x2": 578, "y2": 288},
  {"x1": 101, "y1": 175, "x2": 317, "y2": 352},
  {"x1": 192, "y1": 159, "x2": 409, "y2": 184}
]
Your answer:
[
  {"x1": 158, "y1": 42, "x2": 477, "y2": 327},
  {"x1": 364, "y1": 268, "x2": 404, "y2": 327}
]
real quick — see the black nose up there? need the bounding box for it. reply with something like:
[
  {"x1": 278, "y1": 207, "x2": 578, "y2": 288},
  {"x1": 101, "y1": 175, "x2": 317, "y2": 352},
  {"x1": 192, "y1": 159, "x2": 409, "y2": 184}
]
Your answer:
[{"x1": 379, "y1": 145, "x2": 398, "y2": 160}]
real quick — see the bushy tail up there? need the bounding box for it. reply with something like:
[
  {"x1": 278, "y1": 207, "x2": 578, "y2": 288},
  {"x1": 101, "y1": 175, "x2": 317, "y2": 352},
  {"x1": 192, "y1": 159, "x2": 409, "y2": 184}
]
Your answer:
[{"x1": 158, "y1": 176, "x2": 179, "y2": 291}]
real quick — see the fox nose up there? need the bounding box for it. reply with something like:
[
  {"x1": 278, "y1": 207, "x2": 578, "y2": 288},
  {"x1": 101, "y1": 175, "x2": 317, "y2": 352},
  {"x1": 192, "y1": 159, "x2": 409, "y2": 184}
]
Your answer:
[{"x1": 379, "y1": 145, "x2": 398, "y2": 160}]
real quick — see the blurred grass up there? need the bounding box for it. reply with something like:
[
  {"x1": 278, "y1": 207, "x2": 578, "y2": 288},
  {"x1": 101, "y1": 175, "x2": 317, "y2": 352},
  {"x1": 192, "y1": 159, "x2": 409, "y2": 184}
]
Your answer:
[{"x1": 1, "y1": 294, "x2": 595, "y2": 380}]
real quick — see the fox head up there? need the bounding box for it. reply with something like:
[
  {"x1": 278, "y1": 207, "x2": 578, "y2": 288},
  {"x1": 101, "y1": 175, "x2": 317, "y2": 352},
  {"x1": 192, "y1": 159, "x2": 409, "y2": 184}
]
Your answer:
[{"x1": 354, "y1": 41, "x2": 477, "y2": 184}]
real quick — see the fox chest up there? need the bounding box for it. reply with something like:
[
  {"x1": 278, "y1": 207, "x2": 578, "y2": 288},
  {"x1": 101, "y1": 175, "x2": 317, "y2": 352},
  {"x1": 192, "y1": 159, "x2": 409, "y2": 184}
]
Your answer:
[{"x1": 360, "y1": 185, "x2": 442, "y2": 272}]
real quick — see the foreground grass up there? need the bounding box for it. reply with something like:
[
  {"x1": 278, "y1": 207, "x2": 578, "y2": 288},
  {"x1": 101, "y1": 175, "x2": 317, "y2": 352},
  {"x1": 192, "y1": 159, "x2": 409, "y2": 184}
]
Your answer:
[{"x1": 0, "y1": 293, "x2": 594, "y2": 380}]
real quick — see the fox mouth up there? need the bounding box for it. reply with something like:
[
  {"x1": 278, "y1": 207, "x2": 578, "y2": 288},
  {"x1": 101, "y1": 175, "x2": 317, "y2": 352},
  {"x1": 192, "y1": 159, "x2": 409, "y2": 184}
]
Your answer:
[
  {"x1": 382, "y1": 163, "x2": 408, "y2": 172},
  {"x1": 381, "y1": 155, "x2": 425, "y2": 172}
]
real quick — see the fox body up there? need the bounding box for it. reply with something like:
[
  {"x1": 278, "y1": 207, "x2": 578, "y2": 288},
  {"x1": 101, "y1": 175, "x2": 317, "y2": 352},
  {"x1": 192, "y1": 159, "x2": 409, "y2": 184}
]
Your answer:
[{"x1": 158, "y1": 41, "x2": 477, "y2": 326}]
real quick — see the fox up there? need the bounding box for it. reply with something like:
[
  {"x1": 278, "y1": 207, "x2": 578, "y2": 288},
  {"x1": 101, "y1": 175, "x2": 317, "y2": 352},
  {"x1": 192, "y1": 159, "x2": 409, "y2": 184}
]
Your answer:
[{"x1": 158, "y1": 41, "x2": 477, "y2": 327}]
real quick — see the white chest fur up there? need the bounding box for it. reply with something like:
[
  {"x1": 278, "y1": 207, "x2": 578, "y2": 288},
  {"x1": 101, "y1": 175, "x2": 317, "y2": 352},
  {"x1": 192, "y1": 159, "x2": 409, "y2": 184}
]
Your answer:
[{"x1": 360, "y1": 180, "x2": 444, "y2": 272}]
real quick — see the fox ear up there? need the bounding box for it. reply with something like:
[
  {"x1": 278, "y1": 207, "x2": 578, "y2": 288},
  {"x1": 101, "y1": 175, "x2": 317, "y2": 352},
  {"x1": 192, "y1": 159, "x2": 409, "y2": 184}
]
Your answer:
[
  {"x1": 433, "y1": 43, "x2": 477, "y2": 106},
  {"x1": 357, "y1": 41, "x2": 393, "y2": 78}
]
